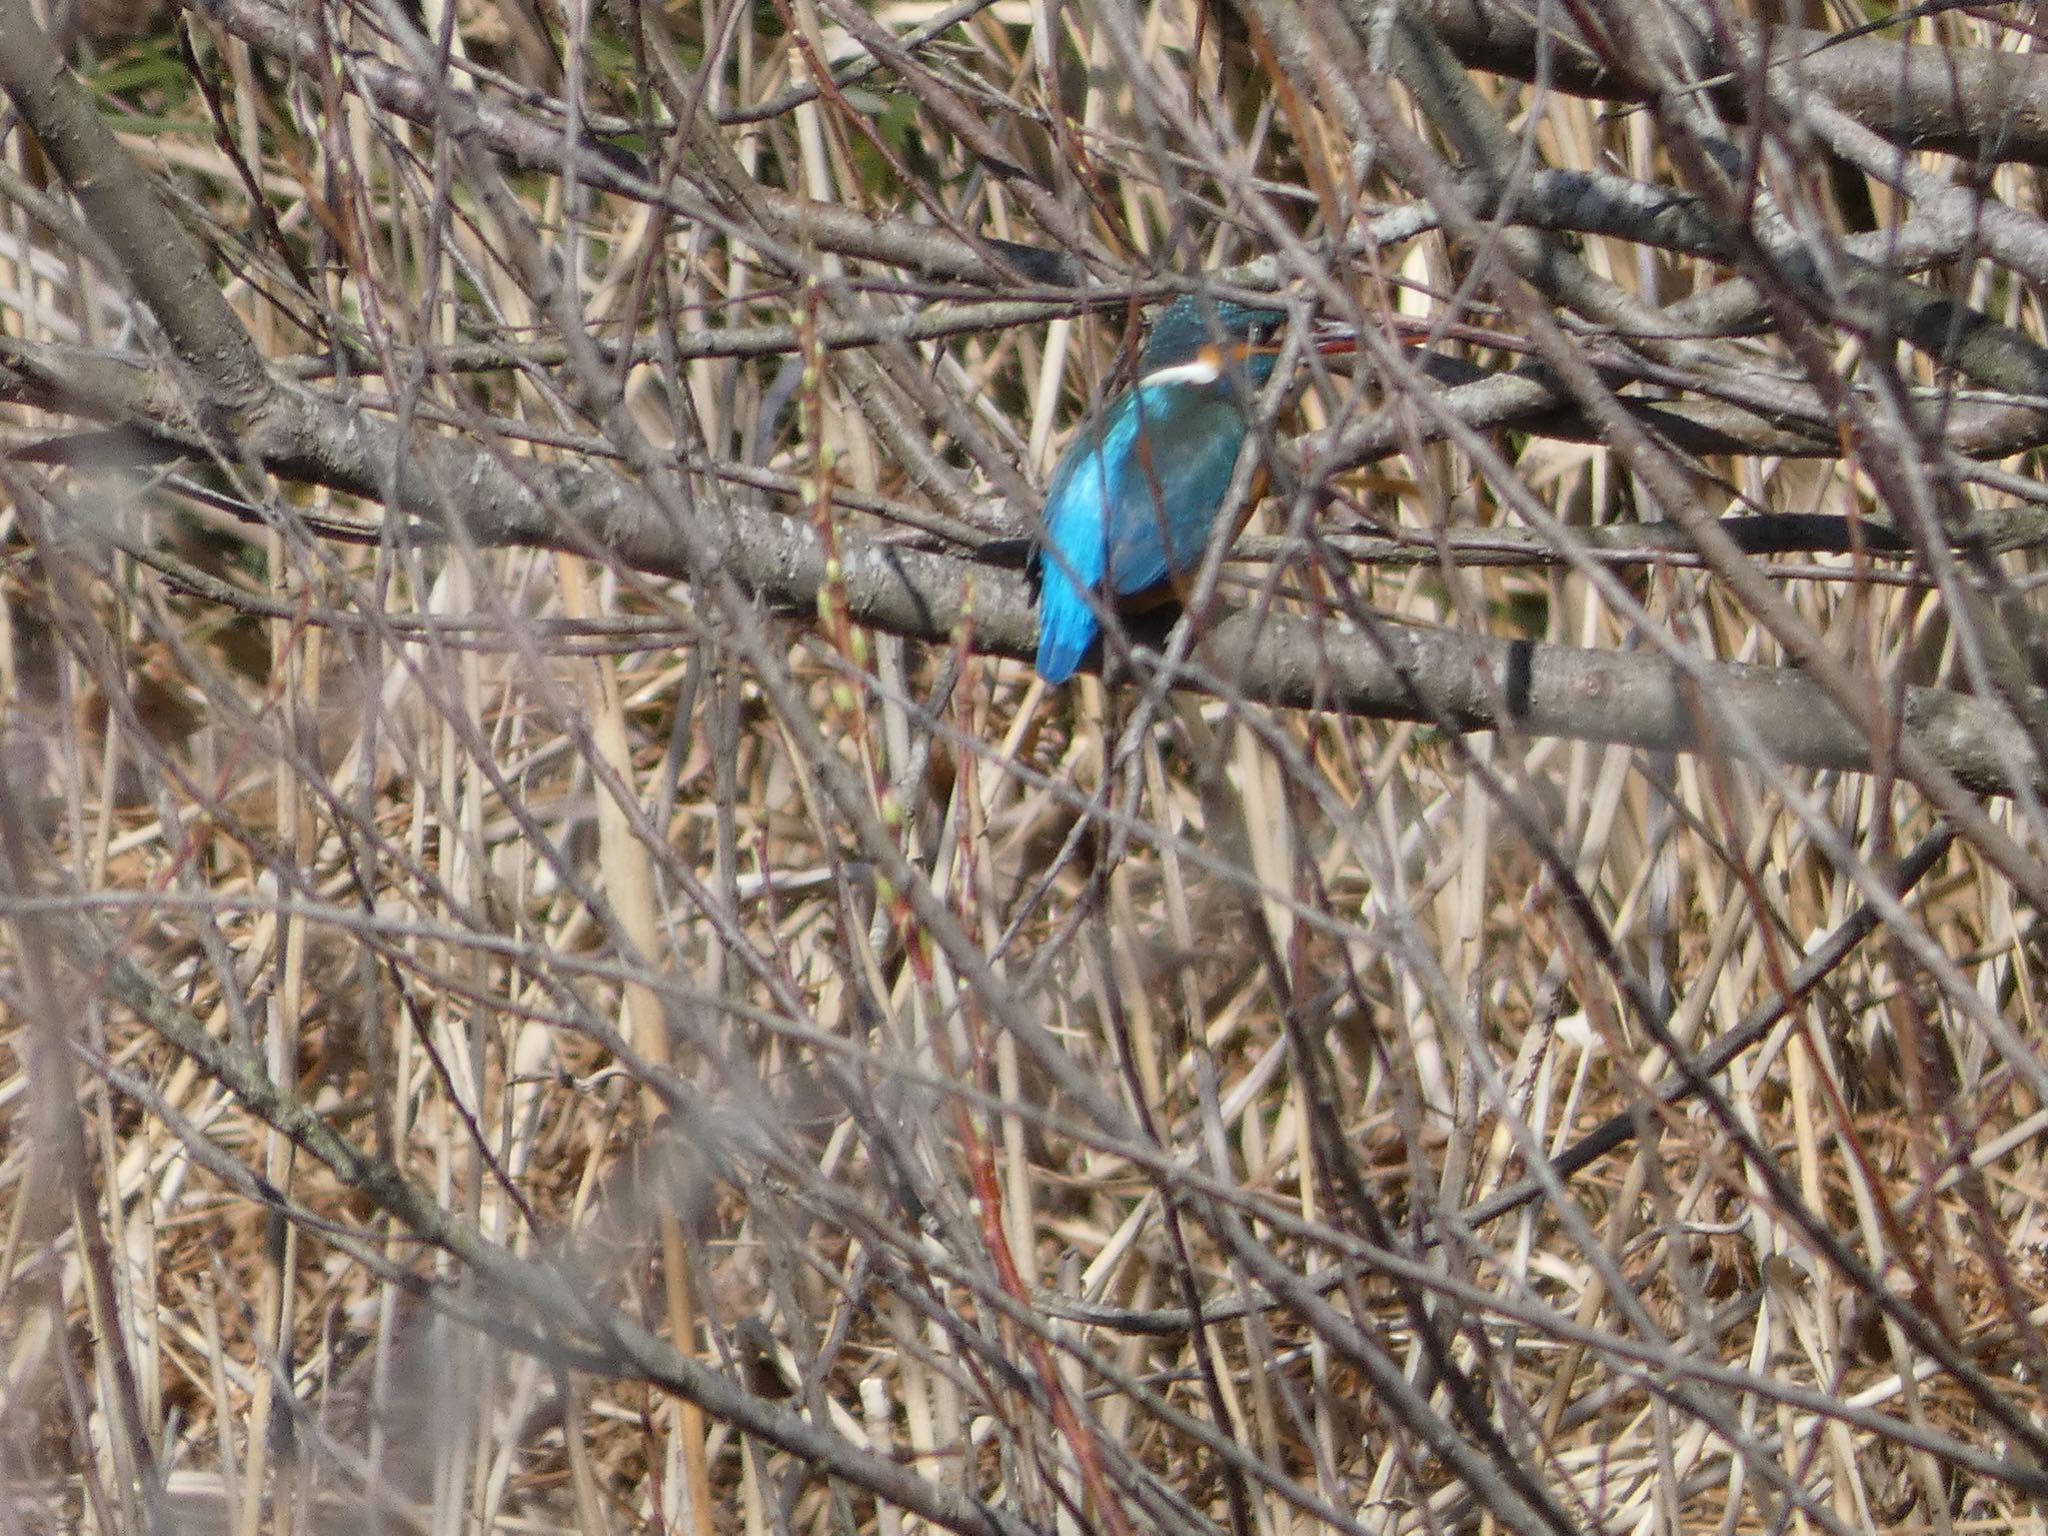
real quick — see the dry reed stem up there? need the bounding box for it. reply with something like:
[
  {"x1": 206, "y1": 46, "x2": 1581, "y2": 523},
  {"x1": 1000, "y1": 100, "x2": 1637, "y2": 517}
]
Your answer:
[{"x1": 3, "y1": 0, "x2": 2048, "y2": 1533}]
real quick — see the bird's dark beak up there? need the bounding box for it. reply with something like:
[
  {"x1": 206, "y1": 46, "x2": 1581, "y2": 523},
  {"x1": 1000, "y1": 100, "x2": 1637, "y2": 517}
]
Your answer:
[{"x1": 1312, "y1": 318, "x2": 1358, "y2": 356}]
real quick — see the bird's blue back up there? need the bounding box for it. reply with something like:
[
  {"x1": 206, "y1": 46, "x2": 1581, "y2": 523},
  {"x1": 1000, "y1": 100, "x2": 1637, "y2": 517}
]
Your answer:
[{"x1": 1034, "y1": 301, "x2": 1283, "y2": 683}]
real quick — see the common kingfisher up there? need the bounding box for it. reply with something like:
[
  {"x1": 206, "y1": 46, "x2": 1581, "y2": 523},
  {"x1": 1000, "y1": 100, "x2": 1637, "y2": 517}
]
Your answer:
[{"x1": 1032, "y1": 296, "x2": 1353, "y2": 683}]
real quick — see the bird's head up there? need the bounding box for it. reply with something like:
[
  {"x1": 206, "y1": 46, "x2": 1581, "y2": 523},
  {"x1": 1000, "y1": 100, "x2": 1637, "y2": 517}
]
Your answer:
[{"x1": 1136, "y1": 295, "x2": 1355, "y2": 391}]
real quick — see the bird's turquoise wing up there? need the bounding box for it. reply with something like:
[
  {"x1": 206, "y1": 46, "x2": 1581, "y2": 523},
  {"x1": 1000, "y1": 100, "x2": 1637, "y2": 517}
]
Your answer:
[
  {"x1": 1035, "y1": 394, "x2": 1141, "y2": 682},
  {"x1": 1104, "y1": 387, "x2": 1250, "y2": 596},
  {"x1": 1034, "y1": 382, "x2": 1251, "y2": 682}
]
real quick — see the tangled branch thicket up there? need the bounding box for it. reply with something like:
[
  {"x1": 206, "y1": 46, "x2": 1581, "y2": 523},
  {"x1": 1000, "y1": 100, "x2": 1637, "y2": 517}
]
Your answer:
[{"x1": 7, "y1": 0, "x2": 2048, "y2": 1528}]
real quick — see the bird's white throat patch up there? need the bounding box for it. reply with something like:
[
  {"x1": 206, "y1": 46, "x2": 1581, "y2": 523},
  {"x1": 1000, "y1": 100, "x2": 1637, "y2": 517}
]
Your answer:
[{"x1": 1137, "y1": 345, "x2": 1224, "y2": 390}]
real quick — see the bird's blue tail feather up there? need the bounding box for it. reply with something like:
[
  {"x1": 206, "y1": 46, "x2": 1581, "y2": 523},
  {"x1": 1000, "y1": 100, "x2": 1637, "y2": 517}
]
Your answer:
[{"x1": 1035, "y1": 560, "x2": 1097, "y2": 683}]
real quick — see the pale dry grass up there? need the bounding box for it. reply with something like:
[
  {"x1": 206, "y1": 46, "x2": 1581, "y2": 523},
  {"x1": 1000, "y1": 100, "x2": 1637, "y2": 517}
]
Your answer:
[{"x1": 2, "y1": 0, "x2": 2048, "y2": 1533}]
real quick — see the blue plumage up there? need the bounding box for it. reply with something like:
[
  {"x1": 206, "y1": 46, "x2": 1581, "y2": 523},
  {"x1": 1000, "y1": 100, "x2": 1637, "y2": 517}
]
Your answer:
[{"x1": 1033, "y1": 298, "x2": 1287, "y2": 683}]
